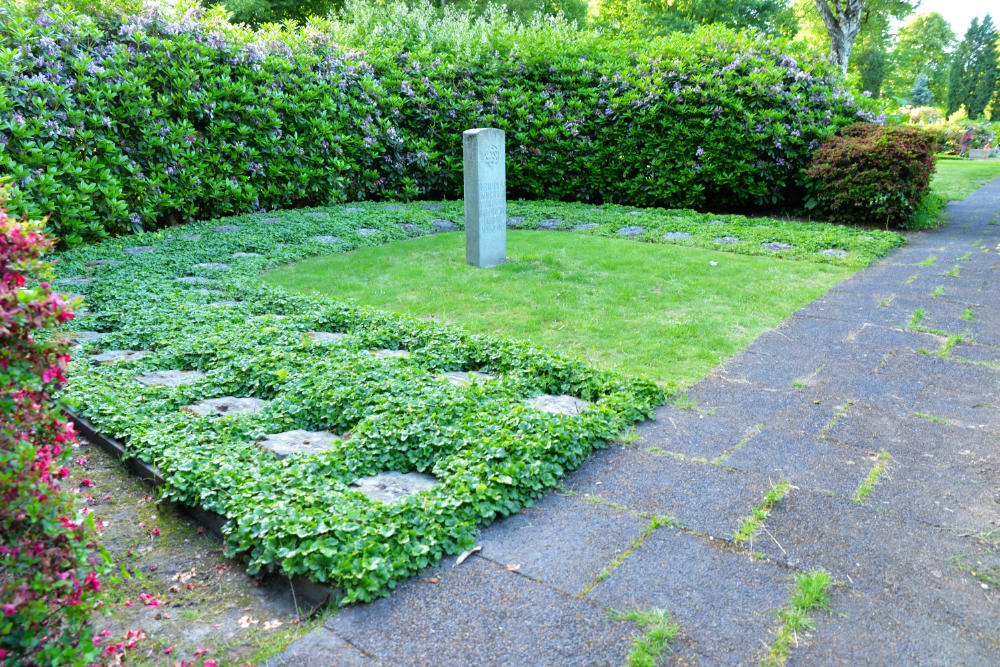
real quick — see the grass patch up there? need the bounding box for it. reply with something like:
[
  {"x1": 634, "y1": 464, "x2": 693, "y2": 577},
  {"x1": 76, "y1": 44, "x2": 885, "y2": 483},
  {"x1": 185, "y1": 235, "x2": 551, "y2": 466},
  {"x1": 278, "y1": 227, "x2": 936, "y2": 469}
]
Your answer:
[
  {"x1": 266, "y1": 231, "x2": 852, "y2": 390},
  {"x1": 918, "y1": 256, "x2": 937, "y2": 266},
  {"x1": 931, "y1": 160, "x2": 1000, "y2": 201},
  {"x1": 931, "y1": 285, "x2": 944, "y2": 298},
  {"x1": 908, "y1": 308, "x2": 926, "y2": 329},
  {"x1": 607, "y1": 607, "x2": 681, "y2": 667},
  {"x1": 761, "y1": 570, "x2": 833, "y2": 666},
  {"x1": 733, "y1": 481, "x2": 791, "y2": 547},
  {"x1": 946, "y1": 264, "x2": 961, "y2": 277},
  {"x1": 961, "y1": 309, "x2": 976, "y2": 321},
  {"x1": 853, "y1": 451, "x2": 891, "y2": 503},
  {"x1": 914, "y1": 412, "x2": 950, "y2": 424}
]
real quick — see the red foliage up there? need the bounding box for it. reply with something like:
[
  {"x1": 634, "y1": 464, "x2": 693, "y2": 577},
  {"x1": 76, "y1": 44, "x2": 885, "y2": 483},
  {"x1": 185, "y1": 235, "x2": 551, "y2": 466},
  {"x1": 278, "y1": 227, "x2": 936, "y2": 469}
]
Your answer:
[
  {"x1": 1, "y1": 196, "x2": 106, "y2": 665},
  {"x1": 804, "y1": 123, "x2": 937, "y2": 229}
]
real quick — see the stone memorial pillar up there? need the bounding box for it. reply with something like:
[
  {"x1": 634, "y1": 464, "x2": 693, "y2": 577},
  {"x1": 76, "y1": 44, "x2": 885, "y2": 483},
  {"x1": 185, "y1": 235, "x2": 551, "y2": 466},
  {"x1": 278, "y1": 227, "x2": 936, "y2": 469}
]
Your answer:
[{"x1": 463, "y1": 128, "x2": 506, "y2": 268}]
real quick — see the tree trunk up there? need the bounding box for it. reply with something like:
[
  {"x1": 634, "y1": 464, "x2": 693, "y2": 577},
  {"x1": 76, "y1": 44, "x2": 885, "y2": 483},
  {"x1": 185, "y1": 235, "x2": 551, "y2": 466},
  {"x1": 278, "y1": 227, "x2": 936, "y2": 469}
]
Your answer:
[{"x1": 812, "y1": 1, "x2": 866, "y2": 75}]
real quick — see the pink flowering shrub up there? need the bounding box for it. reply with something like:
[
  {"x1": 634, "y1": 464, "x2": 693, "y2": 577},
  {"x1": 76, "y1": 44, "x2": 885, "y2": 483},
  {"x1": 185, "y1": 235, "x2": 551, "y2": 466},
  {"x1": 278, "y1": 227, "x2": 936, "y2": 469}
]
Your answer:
[{"x1": 0, "y1": 194, "x2": 106, "y2": 665}]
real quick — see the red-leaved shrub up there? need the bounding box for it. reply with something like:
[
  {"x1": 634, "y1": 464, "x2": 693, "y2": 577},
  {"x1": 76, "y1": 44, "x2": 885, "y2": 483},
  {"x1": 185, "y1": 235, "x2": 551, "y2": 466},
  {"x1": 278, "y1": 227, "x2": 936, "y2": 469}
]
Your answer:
[
  {"x1": 1, "y1": 192, "x2": 106, "y2": 666},
  {"x1": 804, "y1": 123, "x2": 937, "y2": 229}
]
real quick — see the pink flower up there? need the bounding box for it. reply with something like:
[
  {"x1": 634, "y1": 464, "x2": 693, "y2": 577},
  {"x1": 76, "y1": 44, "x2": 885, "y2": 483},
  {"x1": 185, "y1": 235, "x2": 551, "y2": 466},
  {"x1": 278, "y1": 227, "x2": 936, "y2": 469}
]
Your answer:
[
  {"x1": 152, "y1": 528, "x2": 160, "y2": 536},
  {"x1": 3, "y1": 603, "x2": 17, "y2": 615},
  {"x1": 204, "y1": 660, "x2": 217, "y2": 667}
]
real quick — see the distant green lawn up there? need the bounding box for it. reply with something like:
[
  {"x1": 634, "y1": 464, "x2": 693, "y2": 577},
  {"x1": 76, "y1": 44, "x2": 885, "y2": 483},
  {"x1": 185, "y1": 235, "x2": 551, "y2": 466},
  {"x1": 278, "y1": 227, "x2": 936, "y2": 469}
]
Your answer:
[
  {"x1": 265, "y1": 231, "x2": 850, "y2": 390},
  {"x1": 932, "y1": 159, "x2": 1000, "y2": 201}
]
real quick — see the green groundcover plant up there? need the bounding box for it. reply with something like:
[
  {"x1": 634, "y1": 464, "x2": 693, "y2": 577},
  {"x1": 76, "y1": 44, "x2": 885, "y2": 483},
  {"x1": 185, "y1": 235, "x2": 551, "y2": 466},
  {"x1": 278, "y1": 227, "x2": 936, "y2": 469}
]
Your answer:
[
  {"x1": 1, "y1": 2, "x2": 878, "y2": 246},
  {"x1": 52, "y1": 202, "x2": 902, "y2": 605}
]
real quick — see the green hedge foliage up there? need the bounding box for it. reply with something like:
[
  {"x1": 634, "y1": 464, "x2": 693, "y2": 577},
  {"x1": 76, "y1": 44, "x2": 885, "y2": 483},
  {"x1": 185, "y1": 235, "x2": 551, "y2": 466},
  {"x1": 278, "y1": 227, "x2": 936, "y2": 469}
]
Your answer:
[
  {"x1": 804, "y1": 123, "x2": 938, "y2": 229},
  {"x1": 1, "y1": 3, "x2": 878, "y2": 246}
]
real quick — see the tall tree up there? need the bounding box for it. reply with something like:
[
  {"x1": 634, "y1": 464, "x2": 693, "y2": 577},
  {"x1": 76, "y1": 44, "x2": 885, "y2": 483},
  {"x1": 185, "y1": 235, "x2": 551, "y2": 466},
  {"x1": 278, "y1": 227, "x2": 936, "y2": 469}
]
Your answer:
[
  {"x1": 908, "y1": 72, "x2": 934, "y2": 106},
  {"x1": 589, "y1": 0, "x2": 797, "y2": 37},
  {"x1": 884, "y1": 12, "x2": 955, "y2": 104},
  {"x1": 807, "y1": 0, "x2": 914, "y2": 74},
  {"x1": 947, "y1": 15, "x2": 1000, "y2": 118}
]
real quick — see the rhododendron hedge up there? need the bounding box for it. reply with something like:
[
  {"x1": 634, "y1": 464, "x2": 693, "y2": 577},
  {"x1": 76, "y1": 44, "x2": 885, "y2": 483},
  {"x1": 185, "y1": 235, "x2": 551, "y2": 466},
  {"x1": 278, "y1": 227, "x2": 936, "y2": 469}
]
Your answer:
[
  {"x1": 0, "y1": 4, "x2": 878, "y2": 246},
  {"x1": 0, "y1": 195, "x2": 107, "y2": 665}
]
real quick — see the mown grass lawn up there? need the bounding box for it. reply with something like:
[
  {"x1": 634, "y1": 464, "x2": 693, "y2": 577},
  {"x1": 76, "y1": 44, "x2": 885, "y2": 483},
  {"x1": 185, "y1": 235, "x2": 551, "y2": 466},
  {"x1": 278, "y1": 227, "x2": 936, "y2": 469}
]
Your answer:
[
  {"x1": 265, "y1": 231, "x2": 851, "y2": 390},
  {"x1": 932, "y1": 158, "x2": 1000, "y2": 201}
]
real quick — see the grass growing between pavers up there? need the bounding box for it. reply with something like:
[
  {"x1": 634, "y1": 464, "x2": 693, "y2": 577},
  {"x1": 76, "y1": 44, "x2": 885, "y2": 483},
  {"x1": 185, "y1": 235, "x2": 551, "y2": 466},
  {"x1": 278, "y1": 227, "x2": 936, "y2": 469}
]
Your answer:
[
  {"x1": 266, "y1": 231, "x2": 855, "y2": 390},
  {"x1": 931, "y1": 159, "x2": 1000, "y2": 202},
  {"x1": 606, "y1": 607, "x2": 681, "y2": 667},
  {"x1": 759, "y1": 570, "x2": 833, "y2": 667},
  {"x1": 852, "y1": 451, "x2": 891, "y2": 503},
  {"x1": 733, "y1": 481, "x2": 791, "y2": 547}
]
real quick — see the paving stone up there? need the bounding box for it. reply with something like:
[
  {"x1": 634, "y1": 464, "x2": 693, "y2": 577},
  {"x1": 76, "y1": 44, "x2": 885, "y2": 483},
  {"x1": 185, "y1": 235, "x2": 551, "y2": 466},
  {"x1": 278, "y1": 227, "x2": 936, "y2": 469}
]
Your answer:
[
  {"x1": 122, "y1": 245, "x2": 155, "y2": 254},
  {"x1": 587, "y1": 528, "x2": 791, "y2": 665},
  {"x1": 724, "y1": 428, "x2": 867, "y2": 497},
  {"x1": 431, "y1": 218, "x2": 458, "y2": 232},
  {"x1": 314, "y1": 235, "x2": 341, "y2": 244},
  {"x1": 573, "y1": 222, "x2": 598, "y2": 231},
  {"x1": 525, "y1": 394, "x2": 589, "y2": 415},
  {"x1": 135, "y1": 370, "x2": 206, "y2": 387},
  {"x1": 860, "y1": 455, "x2": 1000, "y2": 534},
  {"x1": 171, "y1": 233, "x2": 201, "y2": 241},
  {"x1": 713, "y1": 350, "x2": 821, "y2": 390},
  {"x1": 808, "y1": 368, "x2": 924, "y2": 415},
  {"x1": 56, "y1": 276, "x2": 95, "y2": 286},
  {"x1": 175, "y1": 276, "x2": 213, "y2": 285},
  {"x1": 325, "y1": 557, "x2": 638, "y2": 666},
  {"x1": 911, "y1": 384, "x2": 1000, "y2": 432},
  {"x1": 706, "y1": 220, "x2": 726, "y2": 226},
  {"x1": 68, "y1": 331, "x2": 105, "y2": 344},
  {"x1": 506, "y1": 216, "x2": 525, "y2": 227},
  {"x1": 193, "y1": 262, "x2": 229, "y2": 270},
  {"x1": 744, "y1": 316, "x2": 858, "y2": 354},
  {"x1": 633, "y1": 404, "x2": 749, "y2": 460},
  {"x1": 90, "y1": 350, "x2": 151, "y2": 364},
  {"x1": 817, "y1": 247, "x2": 846, "y2": 257},
  {"x1": 875, "y1": 349, "x2": 1000, "y2": 396},
  {"x1": 951, "y1": 341, "x2": 1000, "y2": 364},
  {"x1": 626, "y1": 211, "x2": 643, "y2": 216},
  {"x1": 357, "y1": 228, "x2": 379, "y2": 237},
  {"x1": 713, "y1": 236, "x2": 740, "y2": 244},
  {"x1": 370, "y1": 349, "x2": 410, "y2": 359},
  {"x1": 615, "y1": 226, "x2": 645, "y2": 237},
  {"x1": 231, "y1": 252, "x2": 262, "y2": 258},
  {"x1": 760, "y1": 242, "x2": 792, "y2": 252},
  {"x1": 191, "y1": 288, "x2": 224, "y2": 296},
  {"x1": 564, "y1": 446, "x2": 771, "y2": 538},
  {"x1": 397, "y1": 223, "x2": 418, "y2": 233},
  {"x1": 538, "y1": 218, "x2": 563, "y2": 230},
  {"x1": 790, "y1": 587, "x2": 1000, "y2": 665},
  {"x1": 343, "y1": 207, "x2": 364, "y2": 213},
  {"x1": 258, "y1": 430, "x2": 344, "y2": 459},
  {"x1": 261, "y1": 217, "x2": 282, "y2": 223},
  {"x1": 824, "y1": 402, "x2": 1000, "y2": 466},
  {"x1": 306, "y1": 331, "x2": 348, "y2": 344},
  {"x1": 303, "y1": 211, "x2": 328, "y2": 217},
  {"x1": 662, "y1": 231, "x2": 691, "y2": 240},
  {"x1": 420, "y1": 203, "x2": 443, "y2": 211},
  {"x1": 688, "y1": 382, "x2": 847, "y2": 439},
  {"x1": 383, "y1": 204, "x2": 406, "y2": 210},
  {"x1": 478, "y1": 492, "x2": 649, "y2": 595},
  {"x1": 846, "y1": 323, "x2": 947, "y2": 353},
  {"x1": 794, "y1": 298, "x2": 910, "y2": 328},
  {"x1": 755, "y1": 488, "x2": 1000, "y2": 640},
  {"x1": 208, "y1": 301, "x2": 239, "y2": 308},
  {"x1": 183, "y1": 396, "x2": 266, "y2": 417},
  {"x1": 212, "y1": 225, "x2": 240, "y2": 232},
  {"x1": 266, "y1": 627, "x2": 374, "y2": 667},
  {"x1": 439, "y1": 370, "x2": 495, "y2": 386}
]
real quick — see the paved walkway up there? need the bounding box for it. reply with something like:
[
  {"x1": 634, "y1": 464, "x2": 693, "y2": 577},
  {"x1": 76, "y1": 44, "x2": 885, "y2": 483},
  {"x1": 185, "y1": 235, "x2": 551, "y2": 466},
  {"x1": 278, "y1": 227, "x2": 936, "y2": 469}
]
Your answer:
[{"x1": 272, "y1": 180, "x2": 1000, "y2": 666}]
